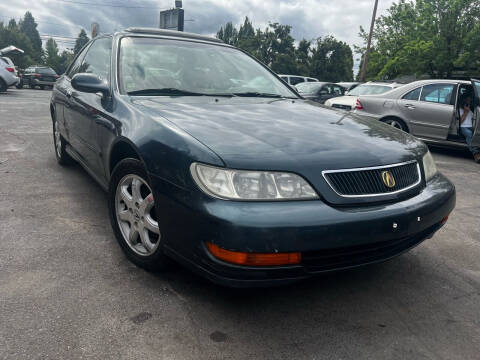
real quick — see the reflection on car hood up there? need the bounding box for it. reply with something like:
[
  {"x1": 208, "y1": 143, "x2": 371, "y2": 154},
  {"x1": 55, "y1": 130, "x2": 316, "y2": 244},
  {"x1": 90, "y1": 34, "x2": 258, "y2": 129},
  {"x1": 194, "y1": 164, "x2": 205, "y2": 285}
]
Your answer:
[{"x1": 131, "y1": 97, "x2": 426, "y2": 171}]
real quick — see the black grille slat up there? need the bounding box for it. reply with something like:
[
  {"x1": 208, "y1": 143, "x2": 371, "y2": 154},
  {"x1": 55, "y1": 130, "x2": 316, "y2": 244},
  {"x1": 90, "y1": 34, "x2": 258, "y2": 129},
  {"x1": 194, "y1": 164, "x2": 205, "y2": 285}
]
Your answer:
[{"x1": 324, "y1": 162, "x2": 420, "y2": 196}]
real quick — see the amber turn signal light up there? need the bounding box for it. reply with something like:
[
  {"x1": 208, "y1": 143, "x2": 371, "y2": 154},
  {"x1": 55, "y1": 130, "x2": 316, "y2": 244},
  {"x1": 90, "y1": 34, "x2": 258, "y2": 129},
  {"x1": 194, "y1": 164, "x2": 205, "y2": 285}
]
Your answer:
[{"x1": 206, "y1": 242, "x2": 301, "y2": 266}]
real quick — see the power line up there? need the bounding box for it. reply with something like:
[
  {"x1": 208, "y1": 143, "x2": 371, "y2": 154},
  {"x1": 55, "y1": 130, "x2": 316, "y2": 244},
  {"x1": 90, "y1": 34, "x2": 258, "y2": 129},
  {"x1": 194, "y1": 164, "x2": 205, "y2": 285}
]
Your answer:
[{"x1": 55, "y1": 0, "x2": 163, "y2": 9}]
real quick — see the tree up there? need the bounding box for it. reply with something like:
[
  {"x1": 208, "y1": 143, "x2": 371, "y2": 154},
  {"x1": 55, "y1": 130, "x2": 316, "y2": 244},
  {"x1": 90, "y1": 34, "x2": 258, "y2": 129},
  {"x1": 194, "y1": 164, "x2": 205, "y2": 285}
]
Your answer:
[
  {"x1": 310, "y1": 36, "x2": 354, "y2": 81},
  {"x1": 19, "y1": 11, "x2": 42, "y2": 62},
  {"x1": 356, "y1": 0, "x2": 480, "y2": 80},
  {"x1": 74, "y1": 29, "x2": 90, "y2": 55},
  {"x1": 58, "y1": 50, "x2": 75, "y2": 74},
  {"x1": 44, "y1": 38, "x2": 60, "y2": 73},
  {"x1": 216, "y1": 17, "x2": 354, "y2": 81},
  {"x1": 0, "y1": 20, "x2": 36, "y2": 69}
]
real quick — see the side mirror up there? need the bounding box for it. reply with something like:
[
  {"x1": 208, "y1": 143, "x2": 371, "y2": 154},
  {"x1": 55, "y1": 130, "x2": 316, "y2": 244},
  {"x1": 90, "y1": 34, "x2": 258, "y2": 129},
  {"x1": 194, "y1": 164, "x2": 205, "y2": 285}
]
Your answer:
[{"x1": 71, "y1": 73, "x2": 109, "y2": 97}]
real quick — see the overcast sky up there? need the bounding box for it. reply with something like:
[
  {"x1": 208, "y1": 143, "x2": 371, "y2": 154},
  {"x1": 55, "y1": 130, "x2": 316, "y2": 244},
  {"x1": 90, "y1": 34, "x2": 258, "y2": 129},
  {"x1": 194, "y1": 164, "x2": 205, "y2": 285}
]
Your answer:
[{"x1": 0, "y1": 0, "x2": 395, "y2": 71}]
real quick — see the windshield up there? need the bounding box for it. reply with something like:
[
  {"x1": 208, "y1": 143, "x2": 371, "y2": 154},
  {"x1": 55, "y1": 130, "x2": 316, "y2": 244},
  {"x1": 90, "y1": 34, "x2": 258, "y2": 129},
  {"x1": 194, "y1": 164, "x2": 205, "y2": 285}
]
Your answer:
[
  {"x1": 37, "y1": 68, "x2": 56, "y2": 75},
  {"x1": 295, "y1": 82, "x2": 322, "y2": 93},
  {"x1": 119, "y1": 37, "x2": 297, "y2": 98},
  {"x1": 347, "y1": 84, "x2": 392, "y2": 96}
]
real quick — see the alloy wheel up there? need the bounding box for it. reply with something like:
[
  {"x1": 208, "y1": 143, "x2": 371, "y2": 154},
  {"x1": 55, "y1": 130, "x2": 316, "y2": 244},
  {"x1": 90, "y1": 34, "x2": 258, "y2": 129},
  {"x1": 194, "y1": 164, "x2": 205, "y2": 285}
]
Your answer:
[
  {"x1": 385, "y1": 119, "x2": 404, "y2": 131},
  {"x1": 115, "y1": 174, "x2": 161, "y2": 256}
]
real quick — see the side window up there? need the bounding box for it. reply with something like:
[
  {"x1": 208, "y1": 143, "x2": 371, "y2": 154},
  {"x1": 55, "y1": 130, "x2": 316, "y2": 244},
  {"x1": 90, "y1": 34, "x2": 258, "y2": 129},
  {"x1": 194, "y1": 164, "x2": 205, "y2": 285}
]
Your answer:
[
  {"x1": 332, "y1": 85, "x2": 343, "y2": 95},
  {"x1": 67, "y1": 45, "x2": 90, "y2": 78},
  {"x1": 420, "y1": 84, "x2": 454, "y2": 105},
  {"x1": 403, "y1": 87, "x2": 421, "y2": 101},
  {"x1": 307, "y1": 78, "x2": 317, "y2": 82},
  {"x1": 79, "y1": 37, "x2": 112, "y2": 83}
]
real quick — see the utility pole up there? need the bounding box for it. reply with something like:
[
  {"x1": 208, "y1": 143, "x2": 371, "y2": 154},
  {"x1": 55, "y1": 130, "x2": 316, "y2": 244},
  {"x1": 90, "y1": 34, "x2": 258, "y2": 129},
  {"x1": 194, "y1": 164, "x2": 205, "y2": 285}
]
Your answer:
[{"x1": 360, "y1": 0, "x2": 379, "y2": 82}]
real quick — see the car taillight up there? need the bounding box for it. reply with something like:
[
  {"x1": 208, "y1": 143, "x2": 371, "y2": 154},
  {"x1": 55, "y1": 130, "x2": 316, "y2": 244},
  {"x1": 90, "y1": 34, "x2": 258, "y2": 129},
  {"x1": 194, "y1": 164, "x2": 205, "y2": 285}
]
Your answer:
[
  {"x1": 6, "y1": 67, "x2": 14, "y2": 73},
  {"x1": 54, "y1": 74, "x2": 59, "y2": 78},
  {"x1": 34, "y1": 73, "x2": 41, "y2": 77},
  {"x1": 355, "y1": 98, "x2": 364, "y2": 110}
]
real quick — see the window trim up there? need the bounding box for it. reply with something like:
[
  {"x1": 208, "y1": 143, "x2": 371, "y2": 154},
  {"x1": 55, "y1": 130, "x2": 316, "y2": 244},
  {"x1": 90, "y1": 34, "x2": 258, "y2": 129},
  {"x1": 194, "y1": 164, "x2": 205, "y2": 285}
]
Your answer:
[
  {"x1": 77, "y1": 35, "x2": 113, "y2": 85},
  {"x1": 65, "y1": 42, "x2": 92, "y2": 79}
]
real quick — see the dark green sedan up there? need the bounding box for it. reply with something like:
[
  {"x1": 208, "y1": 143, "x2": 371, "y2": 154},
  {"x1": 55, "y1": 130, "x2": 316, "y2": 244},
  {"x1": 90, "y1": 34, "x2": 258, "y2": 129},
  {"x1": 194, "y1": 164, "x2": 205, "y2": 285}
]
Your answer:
[{"x1": 49, "y1": 28, "x2": 455, "y2": 287}]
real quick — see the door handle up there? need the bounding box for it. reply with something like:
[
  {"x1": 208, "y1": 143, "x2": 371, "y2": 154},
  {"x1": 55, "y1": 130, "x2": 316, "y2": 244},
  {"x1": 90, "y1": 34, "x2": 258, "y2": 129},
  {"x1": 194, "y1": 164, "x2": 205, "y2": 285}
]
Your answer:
[{"x1": 404, "y1": 104, "x2": 416, "y2": 110}]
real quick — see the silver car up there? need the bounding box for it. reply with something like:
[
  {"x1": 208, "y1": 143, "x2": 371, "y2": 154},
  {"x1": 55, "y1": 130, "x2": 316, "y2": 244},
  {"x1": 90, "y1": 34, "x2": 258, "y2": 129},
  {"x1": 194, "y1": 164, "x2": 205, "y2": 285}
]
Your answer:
[{"x1": 355, "y1": 79, "x2": 480, "y2": 149}]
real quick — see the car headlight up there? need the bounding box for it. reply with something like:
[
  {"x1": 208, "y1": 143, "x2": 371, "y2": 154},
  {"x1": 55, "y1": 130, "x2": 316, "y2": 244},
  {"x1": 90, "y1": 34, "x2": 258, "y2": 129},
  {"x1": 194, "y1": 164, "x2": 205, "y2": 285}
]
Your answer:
[
  {"x1": 190, "y1": 163, "x2": 318, "y2": 200},
  {"x1": 423, "y1": 151, "x2": 437, "y2": 182}
]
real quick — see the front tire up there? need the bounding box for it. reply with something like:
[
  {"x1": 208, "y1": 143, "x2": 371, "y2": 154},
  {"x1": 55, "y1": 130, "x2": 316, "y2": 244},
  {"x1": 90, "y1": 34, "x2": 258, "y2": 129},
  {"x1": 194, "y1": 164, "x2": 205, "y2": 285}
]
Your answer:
[
  {"x1": 0, "y1": 78, "x2": 7, "y2": 92},
  {"x1": 382, "y1": 117, "x2": 408, "y2": 132},
  {"x1": 108, "y1": 159, "x2": 167, "y2": 271},
  {"x1": 53, "y1": 118, "x2": 75, "y2": 165}
]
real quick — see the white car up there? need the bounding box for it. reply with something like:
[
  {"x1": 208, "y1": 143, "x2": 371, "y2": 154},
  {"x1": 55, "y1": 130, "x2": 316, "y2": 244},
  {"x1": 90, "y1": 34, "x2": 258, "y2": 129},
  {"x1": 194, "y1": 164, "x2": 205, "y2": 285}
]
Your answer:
[
  {"x1": 0, "y1": 46, "x2": 23, "y2": 92},
  {"x1": 324, "y1": 82, "x2": 403, "y2": 111},
  {"x1": 279, "y1": 74, "x2": 319, "y2": 86}
]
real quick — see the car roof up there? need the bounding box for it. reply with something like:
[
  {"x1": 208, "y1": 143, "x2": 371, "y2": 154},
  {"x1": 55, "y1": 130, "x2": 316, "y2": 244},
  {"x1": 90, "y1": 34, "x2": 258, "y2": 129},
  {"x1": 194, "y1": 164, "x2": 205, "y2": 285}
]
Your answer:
[
  {"x1": 405, "y1": 79, "x2": 471, "y2": 86},
  {"x1": 121, "y1": 27, "x2": 224, "y2": 45}
]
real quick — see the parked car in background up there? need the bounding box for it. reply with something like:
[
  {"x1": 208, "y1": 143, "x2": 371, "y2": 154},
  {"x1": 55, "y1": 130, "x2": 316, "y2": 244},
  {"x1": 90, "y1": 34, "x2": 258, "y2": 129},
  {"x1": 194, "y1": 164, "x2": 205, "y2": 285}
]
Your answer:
[
  {"x1": 337, "y1": 82, "x2": 362, "y2": 92},
  {"x1": 324, "y1": 82, "x2": 403, "y2": 111},
  {"x1": 0, "y1": 57, "x2": 20, "y2": 92},
  {"x1": 295, "y1": 82, "x2": 345, "y2": 103},
  {"x1": 354, "y1": 79, "x2": 480, "y2": 149},
  {"x1": 23, "y1": 66, "x2": 59, "y2": 89},
  {"x1": 279, "y1": 74, "x2": 319, "y2": 86}
]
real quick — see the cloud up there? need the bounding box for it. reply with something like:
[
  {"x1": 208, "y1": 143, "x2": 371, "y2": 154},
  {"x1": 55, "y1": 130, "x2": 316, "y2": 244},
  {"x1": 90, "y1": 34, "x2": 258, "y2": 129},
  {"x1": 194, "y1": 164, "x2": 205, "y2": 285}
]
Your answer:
[{"x1": 1, "y1": 0, "x2": 394, "y2": 61}]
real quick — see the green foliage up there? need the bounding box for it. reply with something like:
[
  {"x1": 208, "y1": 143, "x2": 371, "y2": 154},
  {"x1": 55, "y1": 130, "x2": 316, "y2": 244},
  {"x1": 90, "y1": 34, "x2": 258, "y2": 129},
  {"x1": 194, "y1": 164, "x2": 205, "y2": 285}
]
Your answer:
[
  {"x1": 45, "y1": 38, "x2": 60, "y2": 72},
  {"x1": 0, "y1": 20, "x2": 36, "y2": 68},
  {"x1": 74, "y1": 29, "x2": 90, "y2": 55},
  {"x1": 357, "y1": 0, "x2": 480, "y2": 80},
  {"x1": 217, "y1": 17, "x2": 354, "y2": 81},
  {"x1": 19, "y1": 11, "x2": 43, "y2": 62}
]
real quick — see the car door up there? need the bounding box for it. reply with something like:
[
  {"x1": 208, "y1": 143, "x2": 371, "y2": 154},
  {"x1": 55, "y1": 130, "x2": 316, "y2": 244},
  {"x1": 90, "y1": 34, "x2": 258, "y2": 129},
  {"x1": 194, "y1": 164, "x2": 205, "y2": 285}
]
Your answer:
[
  {"x1": 63, "y1": 37, "x2": 112, "y2": 177},
  {"x1": 400, "y1": 83, "x2": 455, "y2": 140},
  {"x1": 471, "y1": 79, "x2": 480, "y2": 147}
]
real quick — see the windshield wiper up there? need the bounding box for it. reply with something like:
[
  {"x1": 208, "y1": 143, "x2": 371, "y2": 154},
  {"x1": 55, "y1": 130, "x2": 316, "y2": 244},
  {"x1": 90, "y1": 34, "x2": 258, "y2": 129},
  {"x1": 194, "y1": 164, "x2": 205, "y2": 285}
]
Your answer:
[
  {"x1": 127, "y1": 88, "x2": 233, "y2": 97},
  {"x1": 231, "y1": 92, "x2": 297, "y2": 99}
]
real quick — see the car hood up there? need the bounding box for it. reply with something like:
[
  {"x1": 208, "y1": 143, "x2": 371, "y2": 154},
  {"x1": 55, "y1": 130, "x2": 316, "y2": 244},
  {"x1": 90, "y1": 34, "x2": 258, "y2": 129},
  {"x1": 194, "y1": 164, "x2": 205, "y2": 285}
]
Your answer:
[{"x1": 131, "y1": 97, "x2": 426, "y2": 172}]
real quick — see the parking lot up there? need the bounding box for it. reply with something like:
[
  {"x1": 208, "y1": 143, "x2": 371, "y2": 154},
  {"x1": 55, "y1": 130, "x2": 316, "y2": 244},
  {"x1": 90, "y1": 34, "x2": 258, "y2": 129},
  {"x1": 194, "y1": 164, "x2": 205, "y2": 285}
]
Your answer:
[{"x1": 1, "y1": 88, "x2": 479, "y2": 359}]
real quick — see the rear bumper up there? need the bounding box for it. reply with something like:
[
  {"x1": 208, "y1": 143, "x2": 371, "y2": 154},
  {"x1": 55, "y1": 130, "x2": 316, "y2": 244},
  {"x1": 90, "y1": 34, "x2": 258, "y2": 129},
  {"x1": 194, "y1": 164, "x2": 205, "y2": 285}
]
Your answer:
[{"x1": 153, "y1": 173, "x2": 455, "y2": 287}]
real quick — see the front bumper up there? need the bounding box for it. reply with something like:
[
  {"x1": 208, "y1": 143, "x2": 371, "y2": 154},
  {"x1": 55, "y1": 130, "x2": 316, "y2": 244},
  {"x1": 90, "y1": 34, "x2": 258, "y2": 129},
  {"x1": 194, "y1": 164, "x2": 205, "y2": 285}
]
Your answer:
[{"x1": 153, "y1": 173, "x2": 455, "y2": 287}]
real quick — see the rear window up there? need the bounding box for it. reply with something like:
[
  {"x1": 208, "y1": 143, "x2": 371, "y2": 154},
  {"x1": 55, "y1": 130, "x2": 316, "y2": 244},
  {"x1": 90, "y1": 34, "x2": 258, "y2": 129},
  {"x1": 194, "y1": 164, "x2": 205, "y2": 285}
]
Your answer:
[
  {"x1": 290, "y1": 76, "x2": 305, "y2": 85},
  {"x1": 296, "y1": 82, "x2": 322, "y2": 93},
  {"x1": 37, "y1": 68, "x2": 56, "y2": 75},
  {"x1": 348, "y1": 84, "x2": 392, "y2": 96}
]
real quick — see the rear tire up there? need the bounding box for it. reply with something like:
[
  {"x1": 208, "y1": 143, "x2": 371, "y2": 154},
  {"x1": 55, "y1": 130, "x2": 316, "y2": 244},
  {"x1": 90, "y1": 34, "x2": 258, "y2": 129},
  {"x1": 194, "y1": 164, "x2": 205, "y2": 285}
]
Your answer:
[
  {"x1": 108, "y1": 159, "x2": 168, "y2": 271},
  {"x1": 0, "y1": 78, "x2": 7, "y2": 92},
  {"x1": 382, "y1": 117, "x2": 408, "y2": 132}
]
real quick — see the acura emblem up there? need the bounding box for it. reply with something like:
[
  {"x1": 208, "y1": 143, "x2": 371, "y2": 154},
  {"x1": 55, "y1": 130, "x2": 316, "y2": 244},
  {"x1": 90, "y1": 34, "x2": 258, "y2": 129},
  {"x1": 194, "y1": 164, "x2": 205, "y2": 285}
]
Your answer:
[{"x1": 381, "y1": 171, "x2": 396, "y2": 188}]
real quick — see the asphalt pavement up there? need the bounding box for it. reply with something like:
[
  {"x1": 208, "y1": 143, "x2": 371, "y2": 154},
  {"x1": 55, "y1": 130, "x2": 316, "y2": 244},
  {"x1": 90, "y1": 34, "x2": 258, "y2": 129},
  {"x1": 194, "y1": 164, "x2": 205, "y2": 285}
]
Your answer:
[{"x1": 1, "y1": 88, "x2": 479, "y2": 360}]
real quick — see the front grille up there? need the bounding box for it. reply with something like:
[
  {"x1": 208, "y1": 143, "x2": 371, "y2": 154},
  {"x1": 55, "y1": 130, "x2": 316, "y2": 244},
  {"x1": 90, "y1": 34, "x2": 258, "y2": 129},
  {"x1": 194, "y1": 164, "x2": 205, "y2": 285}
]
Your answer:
[
  {"x1": 303, "y1": 223, "x2": 440, "y2": 272},
  {"x1": 332, "y1": 104, "x2": 352, "y2": 111},
  {"x1": 323, "y1": 161, "x2": 421, "y2": 197}
]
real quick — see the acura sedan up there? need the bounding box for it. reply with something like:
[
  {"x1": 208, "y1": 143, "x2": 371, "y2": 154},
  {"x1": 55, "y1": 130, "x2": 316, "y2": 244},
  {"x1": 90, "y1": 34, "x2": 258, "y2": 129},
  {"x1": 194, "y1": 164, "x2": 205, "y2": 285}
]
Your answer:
[{"x1": 50, "y1": 28, "x2": 455, "y2": 287}]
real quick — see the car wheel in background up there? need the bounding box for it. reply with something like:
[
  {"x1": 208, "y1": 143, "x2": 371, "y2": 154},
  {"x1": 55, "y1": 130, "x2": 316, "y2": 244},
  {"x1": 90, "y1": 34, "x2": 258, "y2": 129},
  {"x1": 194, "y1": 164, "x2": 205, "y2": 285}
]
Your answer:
[
  {"x1": 382, "y1": 117, "x2": 408, "y2": 132},
  {"x1": 40, "y1": 85, "x2": 45, "y2": 90},
  {"x1": 29, "y1": 81, "x2": 35, "y2": 89},
  {"x1": 15, "y1": 79, "x2": 23, "y2": 89},
  {"x1": 0, "y1": 79, "x2": 7, "y2": 92},
  {"x1": 52, "y1": 118, "x2": 75, "y2": 165},
  {"x1": 108, "y1": 159, "x2": 168, "y2": 271}
]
